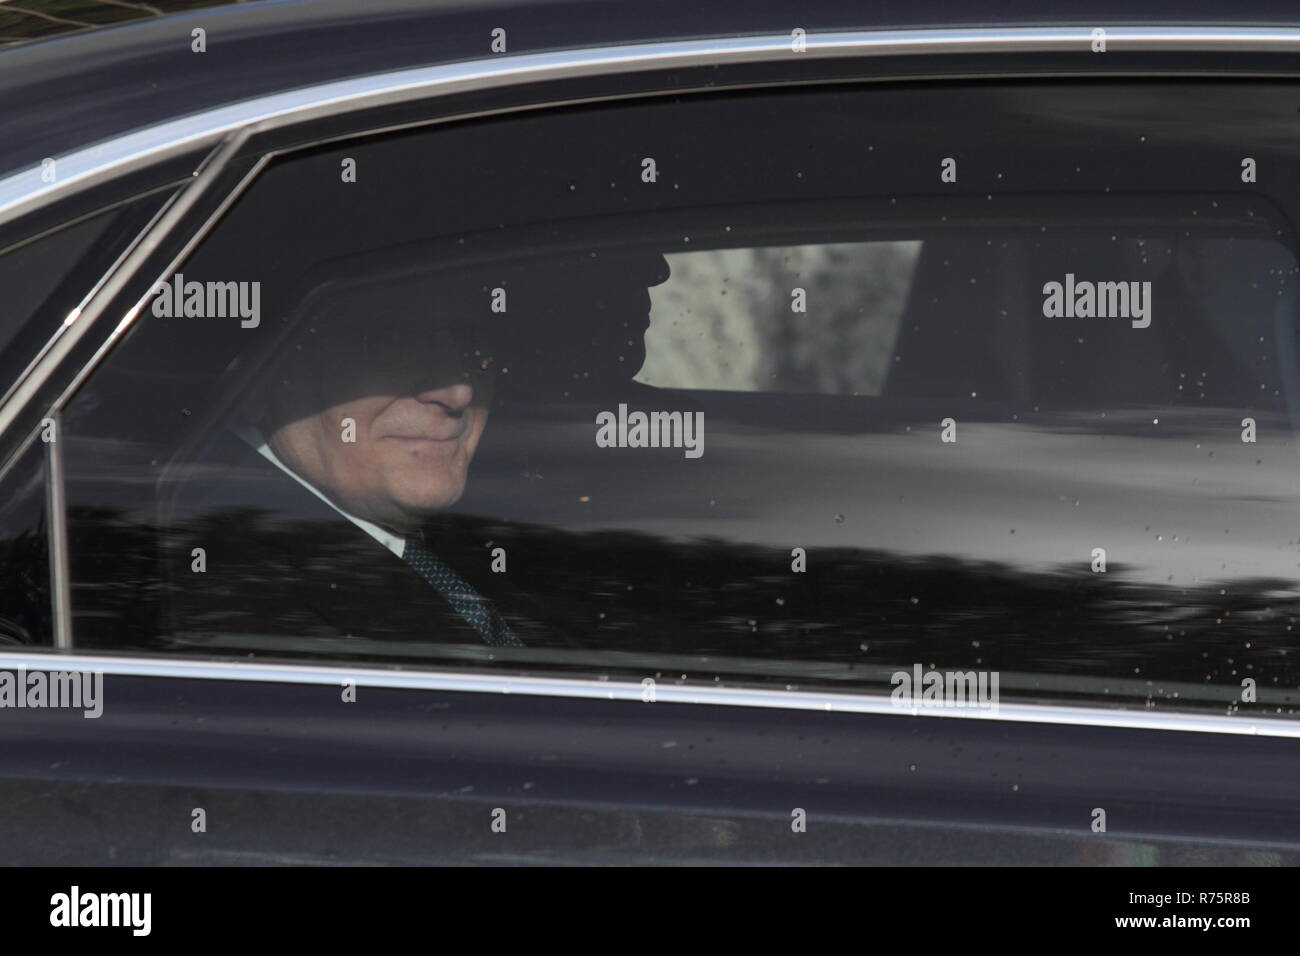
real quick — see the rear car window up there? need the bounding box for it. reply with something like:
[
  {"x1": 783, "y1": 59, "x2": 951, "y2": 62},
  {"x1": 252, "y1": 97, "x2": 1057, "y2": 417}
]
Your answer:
[
  {"x1": 0, "y1": 196, "x2": 175, "y2": 650},
  {"x1": 57, "y1": 81, "x2": 1300, "y2": 718}
]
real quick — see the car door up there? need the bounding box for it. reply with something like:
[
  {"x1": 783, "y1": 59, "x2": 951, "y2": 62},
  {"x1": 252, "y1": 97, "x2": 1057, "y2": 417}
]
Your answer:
[{"x1": 2, "y1": 27, "x2": 1300, "y2": 866}]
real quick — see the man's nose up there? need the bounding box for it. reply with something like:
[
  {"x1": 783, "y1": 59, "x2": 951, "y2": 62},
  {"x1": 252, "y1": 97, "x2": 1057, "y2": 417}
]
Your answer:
[{"x1": 414, "y1": 380, "x2": 474, "y2": 412}]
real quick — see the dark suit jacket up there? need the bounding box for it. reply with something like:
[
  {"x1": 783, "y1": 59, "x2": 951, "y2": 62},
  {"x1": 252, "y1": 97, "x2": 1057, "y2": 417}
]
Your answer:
[{"x1": 146, "y1": 429, "x2": 586, "y2": 657}]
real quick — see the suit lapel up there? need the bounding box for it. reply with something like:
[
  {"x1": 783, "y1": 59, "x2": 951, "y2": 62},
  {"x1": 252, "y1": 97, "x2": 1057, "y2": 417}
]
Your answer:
[{"x1": 163, "y1": 429, "x2": 490, "y2": 646}]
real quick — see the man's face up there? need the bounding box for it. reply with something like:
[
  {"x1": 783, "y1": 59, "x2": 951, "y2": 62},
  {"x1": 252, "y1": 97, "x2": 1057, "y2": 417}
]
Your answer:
[{"x1": 260, "y1": 312, "x2": 494, "y2": 533}]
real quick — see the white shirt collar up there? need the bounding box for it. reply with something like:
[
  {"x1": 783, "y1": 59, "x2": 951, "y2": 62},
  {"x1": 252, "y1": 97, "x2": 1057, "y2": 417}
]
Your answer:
[{"x1": 232, "y1": 425, "x2": 407, "y2": 559}]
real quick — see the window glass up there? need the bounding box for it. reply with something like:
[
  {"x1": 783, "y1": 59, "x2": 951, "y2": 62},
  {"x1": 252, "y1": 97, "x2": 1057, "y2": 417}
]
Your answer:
[
  {"x1": 0, "y1": 212, "x2": 117, "y2": 359},
  {"x1": 0, "y1": 196, "x2": 174, "y2": 651},
  {"x1": 639, "y1": 242, "x2": 921, "y2": 393},
  {"x1": 0, "y1": 444, "x2": 48, "y2": 647},
  {"x1": 60, "y1": 82, "x2": 1300, "y2": 717},
  {"x1": 0, "y1": 193, "x2": 172, "y2": 393}
]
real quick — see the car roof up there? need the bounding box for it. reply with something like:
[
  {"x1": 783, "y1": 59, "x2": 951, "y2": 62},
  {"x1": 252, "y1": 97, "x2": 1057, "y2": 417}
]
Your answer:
[{"x1": 1, "y1": 0, "x2": 1299, "y2": 179}]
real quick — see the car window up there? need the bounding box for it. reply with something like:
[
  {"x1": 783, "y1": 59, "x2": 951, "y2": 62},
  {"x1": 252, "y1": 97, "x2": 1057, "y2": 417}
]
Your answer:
[
  {"x1": 58, "y1": 82, "x2": 1300, "y2": 718},
  {"x1": 0, "y1": 192, "x2": 175, "y2": 420},
  {"x1": 0, "y1": 200, "x2": 177, "y2": 651},
  {"x1": 0, "y1": 442, "x2": 48, "y2": 648},
  {"x1": 0, "y1": 209, "x2": 122, "y2": 362},
  {"x1": 639, "y1": 241, "x2": 922, "y2": 393}
]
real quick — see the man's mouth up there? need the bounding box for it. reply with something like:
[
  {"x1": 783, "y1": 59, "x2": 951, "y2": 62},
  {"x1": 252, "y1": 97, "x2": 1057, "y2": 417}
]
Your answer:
[{"x1": 382, "y1": 428, "x2": 465, "y2": 443}]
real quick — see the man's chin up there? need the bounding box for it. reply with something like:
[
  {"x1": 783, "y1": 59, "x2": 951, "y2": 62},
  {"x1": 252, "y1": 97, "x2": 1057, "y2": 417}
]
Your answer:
[{"x1": 388, "y1": 484, "x2": 465, "y2": 518}]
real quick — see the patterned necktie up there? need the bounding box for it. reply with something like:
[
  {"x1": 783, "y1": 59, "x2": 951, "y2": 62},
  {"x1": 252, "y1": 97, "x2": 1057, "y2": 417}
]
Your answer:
[{"x1": 402, "y1": 535, "x2": 524, "y2": 647}]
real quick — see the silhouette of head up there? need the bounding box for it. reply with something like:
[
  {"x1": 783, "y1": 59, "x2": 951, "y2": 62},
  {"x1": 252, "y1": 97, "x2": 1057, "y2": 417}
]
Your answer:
[{"x1": 247, "y1": 249, "x2": 670, "y2": 532}]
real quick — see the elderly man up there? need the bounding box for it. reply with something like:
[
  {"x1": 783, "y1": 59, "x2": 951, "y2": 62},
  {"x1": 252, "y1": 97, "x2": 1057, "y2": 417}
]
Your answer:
[
  {"x1": 235, "y1": 305, "x2": 518, "y2": 645},
  {"x1": 160, "y1": 250, "x2": 670, "y2": 652}
]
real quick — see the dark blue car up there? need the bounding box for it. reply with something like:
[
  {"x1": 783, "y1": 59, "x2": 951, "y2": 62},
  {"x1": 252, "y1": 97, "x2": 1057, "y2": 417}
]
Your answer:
[{"x1": 0, "y1": 0, "x2": 1299, "y2": 867}]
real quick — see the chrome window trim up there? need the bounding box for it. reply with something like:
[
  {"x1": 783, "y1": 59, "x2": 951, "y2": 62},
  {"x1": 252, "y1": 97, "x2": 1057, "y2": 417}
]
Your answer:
[
  {"x1": 0, "y1": 134, "x2": 248, "y2": 446},
  {"x1": 45, "y1": 147, "x2": 268, "y2": 430},
  {"x1": 0, "y1": 186, "x2": 183, "y2": 420},
  {"x1": 0, "y1": 649, "x2": 1293, "y2": 738},
  {"x1": 6, "y1": 24, "x2": 1300, "y2": 438},
  {"x1": 42, "y1": 412, "x2": 69, "y2": 650},
  {"x1": 6, "y1": 25, "x2": 1300, "y2": 734},
  {"x1": 4, "y1": 26, "x2": 1300, "y2": 230}
]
